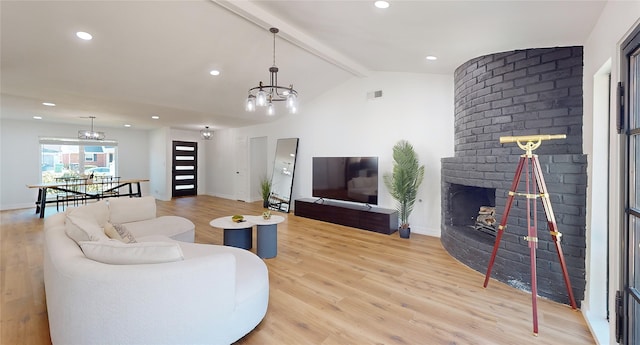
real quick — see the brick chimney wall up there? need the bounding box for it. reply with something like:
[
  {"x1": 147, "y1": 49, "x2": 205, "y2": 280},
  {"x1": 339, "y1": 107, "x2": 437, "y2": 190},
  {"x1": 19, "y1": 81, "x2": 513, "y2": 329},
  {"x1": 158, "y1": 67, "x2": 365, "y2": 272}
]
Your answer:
[{"x1": 441, "y1": 47, "x2": 587, "y2": 306}]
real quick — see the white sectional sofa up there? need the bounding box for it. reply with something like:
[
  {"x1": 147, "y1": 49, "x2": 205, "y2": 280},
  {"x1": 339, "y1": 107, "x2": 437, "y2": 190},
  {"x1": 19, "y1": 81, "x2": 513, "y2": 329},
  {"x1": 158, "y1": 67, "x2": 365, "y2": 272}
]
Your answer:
[{"x1": 43, "y1": 196, "x2": 269, "y2": 345}]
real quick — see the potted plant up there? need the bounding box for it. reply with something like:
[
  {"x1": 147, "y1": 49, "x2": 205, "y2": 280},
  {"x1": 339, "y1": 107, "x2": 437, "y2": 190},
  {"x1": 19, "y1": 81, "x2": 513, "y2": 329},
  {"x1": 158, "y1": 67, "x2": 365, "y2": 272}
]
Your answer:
[
  {"x1": 383, "y1": 140, "x2": 425, "y2": 238},
  {"x1": 260, "y1": 176, "x2": 272, "y2": 208}
]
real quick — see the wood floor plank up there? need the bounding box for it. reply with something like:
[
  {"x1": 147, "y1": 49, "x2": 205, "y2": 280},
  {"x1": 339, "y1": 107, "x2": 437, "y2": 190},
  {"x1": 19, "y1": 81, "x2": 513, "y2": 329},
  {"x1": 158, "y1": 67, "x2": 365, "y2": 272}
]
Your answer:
[{"x1": 1, "y1": 195, "x2": 595, "y2": 344}]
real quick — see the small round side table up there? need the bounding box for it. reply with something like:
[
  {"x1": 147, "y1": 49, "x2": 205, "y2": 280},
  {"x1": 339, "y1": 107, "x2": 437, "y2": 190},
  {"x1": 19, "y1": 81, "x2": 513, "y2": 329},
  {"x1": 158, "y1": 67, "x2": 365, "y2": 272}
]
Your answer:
[
  {"x1": 209, "y1": 216, "x2": 253, "y2": 250},
  {"x1": 244, "y1": 215, "x2": 284, "y2": 259}
]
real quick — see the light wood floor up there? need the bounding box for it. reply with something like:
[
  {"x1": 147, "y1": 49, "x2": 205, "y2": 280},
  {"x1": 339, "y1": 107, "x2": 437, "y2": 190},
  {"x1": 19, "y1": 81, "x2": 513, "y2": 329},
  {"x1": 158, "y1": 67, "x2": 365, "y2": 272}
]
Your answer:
[{"x1": 1, "y1": 195, "x2": 595, "y2": 345}]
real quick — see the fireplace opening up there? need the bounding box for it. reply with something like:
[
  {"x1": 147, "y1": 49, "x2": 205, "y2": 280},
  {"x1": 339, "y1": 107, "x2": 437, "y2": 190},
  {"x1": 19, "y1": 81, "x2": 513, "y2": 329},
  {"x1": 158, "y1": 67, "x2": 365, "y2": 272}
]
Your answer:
[{"x1": 446, "y1": 184, "x2": 496, "y2": 235}]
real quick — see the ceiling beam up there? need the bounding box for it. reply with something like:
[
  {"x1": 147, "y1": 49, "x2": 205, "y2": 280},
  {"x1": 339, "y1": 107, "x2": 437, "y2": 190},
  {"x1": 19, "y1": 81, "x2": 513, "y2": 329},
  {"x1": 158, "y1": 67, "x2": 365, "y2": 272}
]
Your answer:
[{"x1": 213, "y1": 0, "x2": 370, "y2": 78}]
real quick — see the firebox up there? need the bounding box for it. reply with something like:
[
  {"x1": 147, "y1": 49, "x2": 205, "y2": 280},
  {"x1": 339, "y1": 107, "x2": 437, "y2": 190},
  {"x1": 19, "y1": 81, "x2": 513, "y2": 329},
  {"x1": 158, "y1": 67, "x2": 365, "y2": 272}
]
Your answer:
[{"x1": 446, "y1": 183, "x2": 496, "y2": 233}]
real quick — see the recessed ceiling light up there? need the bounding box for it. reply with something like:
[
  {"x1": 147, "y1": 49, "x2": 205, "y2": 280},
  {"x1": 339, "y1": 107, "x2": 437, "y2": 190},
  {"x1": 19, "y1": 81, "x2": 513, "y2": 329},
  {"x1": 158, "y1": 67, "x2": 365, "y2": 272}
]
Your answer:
[
  {"x1": 426, "y1": 55, "x2": 438, "y2": 61},
  {"x1": 42, "y1": 102, "x2": 56, "y2": 107},
  {"x1": 209, "y1": 70, "x2": 220, "y2": 76},
  {"x1": 33, "y1": 116, "x2": 42, "y2": 120},
  {"x1": 124, "y1": 124, "x2": 132, "y2": 128},
  {"x1": 76, "y1": 31, "x2": 93, "y2": 40},
  {"x1": 151, "y1": 115, "x2": 160, "y2": 120},
  {"x1": 374, "y1": 1, "x2": 390, "y2": 9}
]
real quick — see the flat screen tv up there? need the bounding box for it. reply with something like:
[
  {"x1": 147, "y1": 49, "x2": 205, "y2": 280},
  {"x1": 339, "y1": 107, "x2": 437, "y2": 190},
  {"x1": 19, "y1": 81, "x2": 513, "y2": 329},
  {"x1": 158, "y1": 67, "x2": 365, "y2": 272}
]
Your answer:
[{"x1": 312, "y1": 156, "x2": 378, "y2": 204}]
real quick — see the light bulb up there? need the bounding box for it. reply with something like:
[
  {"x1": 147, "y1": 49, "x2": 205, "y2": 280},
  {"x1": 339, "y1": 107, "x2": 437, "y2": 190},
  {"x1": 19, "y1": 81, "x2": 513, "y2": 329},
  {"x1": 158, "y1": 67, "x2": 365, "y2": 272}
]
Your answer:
[
  {"x1": 256, "y1": 90, "x2": 267, "y2": 107},
  {"x1": 245, "y1": 96, "x2": 256, "y2": 112},
  {"x1": 286, "y1": 93, "x2": 297, "y2": 109},
  {"x1": 267, "y1": 103, "x2": 275, "y2": 116}
]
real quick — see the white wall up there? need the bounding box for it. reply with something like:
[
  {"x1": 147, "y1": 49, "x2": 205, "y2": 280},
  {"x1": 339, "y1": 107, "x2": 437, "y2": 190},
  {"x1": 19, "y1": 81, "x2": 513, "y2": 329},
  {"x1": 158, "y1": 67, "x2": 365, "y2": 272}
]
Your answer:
[
  {"x1": 149, "y1": 127, "x2": 169, "y2": 200},
  {"x1": 582, "y1": 1, "x2": 640, "y2": 344},
  {"x1": 250, "y1": 136, "x2": 268, "y2": 203},
  {"x1": 206, "y1": 71, "x2": 455, "y2": 236},
  {"x1": 0, "y1": 119, "x2": 150, "y2": 209}
]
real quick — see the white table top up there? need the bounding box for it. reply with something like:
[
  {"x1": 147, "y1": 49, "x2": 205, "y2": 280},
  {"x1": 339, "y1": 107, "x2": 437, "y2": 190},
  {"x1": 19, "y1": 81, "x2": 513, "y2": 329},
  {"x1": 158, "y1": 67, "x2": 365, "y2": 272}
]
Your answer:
[
  {"x1": 209, "y1": 216, "x2": 253, "y2": 229},
  {"x1": 244, "y1": 215, "x2": 284, "y2": 226},
  {"x1": 209, "y1": 215, "x2": 284, "y2": 229}
]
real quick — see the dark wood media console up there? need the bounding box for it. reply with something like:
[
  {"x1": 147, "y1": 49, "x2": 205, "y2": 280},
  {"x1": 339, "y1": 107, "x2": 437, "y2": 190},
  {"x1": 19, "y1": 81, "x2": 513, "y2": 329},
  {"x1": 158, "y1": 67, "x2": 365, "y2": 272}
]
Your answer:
[{"x1": 294, "y1": 198, "x2": 398, "y2": 235}]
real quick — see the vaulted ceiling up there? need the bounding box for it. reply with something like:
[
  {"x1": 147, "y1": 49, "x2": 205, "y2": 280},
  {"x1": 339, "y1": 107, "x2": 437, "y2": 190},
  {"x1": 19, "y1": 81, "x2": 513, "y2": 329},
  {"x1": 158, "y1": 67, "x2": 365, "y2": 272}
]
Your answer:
[{"x1": 0, "y1": 0, "x2": 607, "y2": 131}]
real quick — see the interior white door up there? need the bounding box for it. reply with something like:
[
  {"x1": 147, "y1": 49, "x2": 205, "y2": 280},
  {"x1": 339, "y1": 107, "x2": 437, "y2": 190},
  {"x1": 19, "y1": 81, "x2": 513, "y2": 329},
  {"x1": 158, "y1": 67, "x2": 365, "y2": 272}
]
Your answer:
[
  {"x1": 250, "y1": 136, "x2": 268, "y2": 202},
  {"x1": 234, "y1": 136, "x2": 248, "y2": 201}
]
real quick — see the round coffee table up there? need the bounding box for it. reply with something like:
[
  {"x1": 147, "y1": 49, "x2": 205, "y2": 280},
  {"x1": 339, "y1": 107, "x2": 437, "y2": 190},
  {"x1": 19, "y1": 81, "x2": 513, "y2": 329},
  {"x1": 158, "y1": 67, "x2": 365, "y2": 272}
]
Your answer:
[
  {"x1": 244, "y1": 215, "x2": 284, "y2": 259},
  {"x1": 209, "y1": 216, "x2": 253, "y2": 250}
]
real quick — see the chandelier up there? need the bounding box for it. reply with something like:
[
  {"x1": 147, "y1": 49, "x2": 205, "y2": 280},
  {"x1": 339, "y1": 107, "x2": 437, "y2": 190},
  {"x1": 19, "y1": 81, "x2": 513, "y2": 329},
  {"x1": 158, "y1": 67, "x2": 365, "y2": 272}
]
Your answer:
[
  {"x1": 201, "y1": 126, "x2": 213, "y2": 140},
  {"x1": 245, "y1": 27, "x2": 298, "y2": 116},
  {"x1": 78, "y1": 116, "x2": 105, "y2": 140}
]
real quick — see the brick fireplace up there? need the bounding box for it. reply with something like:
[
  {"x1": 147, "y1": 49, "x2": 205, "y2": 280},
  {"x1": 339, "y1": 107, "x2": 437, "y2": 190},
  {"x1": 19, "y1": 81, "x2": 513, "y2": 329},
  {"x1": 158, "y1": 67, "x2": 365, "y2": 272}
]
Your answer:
[{"x1": 441, "y1": 47, "x2": 587, "y2": 305}]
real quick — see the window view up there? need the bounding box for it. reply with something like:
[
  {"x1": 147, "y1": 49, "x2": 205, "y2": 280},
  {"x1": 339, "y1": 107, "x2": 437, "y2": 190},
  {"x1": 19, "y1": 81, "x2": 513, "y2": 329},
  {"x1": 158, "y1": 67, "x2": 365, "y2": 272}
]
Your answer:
[{"x1": 41, "y1": 142, "x2": 117, "y2": 184}]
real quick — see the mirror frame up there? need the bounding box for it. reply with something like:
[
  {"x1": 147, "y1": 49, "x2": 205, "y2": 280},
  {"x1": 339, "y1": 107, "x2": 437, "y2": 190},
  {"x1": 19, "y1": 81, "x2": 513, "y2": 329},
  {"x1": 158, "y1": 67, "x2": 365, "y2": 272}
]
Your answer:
[{"x1": 268, "y1": 138, "x2": 299, "y2": 213}]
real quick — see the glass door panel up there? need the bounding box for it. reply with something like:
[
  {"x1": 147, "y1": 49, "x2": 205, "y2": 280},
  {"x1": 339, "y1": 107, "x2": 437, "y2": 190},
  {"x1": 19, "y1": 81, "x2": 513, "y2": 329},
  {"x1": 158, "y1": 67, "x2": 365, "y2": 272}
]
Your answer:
[
  {"x1": 623, "y1": 29, "x2": 640, "y2": 344},
  {"x1": 633, "y1": 135, "x2": 639, "y2": 210}
]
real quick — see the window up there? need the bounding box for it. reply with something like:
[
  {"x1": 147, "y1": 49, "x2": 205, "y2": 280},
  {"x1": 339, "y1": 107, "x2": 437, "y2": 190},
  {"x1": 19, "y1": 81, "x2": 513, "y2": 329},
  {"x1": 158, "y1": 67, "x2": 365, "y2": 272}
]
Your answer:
[{"x1": 40, "y1": 138, "x2": 118, "y2": 185}]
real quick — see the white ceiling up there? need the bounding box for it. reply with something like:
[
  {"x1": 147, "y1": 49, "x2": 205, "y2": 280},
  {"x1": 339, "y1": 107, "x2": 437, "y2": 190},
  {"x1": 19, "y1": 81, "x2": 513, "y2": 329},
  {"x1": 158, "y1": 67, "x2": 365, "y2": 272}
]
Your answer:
[{"x1": 0, "y1": 0, "x2": 607, "y2": 132}]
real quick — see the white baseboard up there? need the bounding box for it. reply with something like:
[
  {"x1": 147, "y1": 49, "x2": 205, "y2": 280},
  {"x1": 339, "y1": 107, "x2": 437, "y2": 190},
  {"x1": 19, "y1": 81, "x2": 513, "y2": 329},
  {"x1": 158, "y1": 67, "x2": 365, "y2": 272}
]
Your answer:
[{"x1": 0, "y1": 202, "x2": 35, "y2": 211}]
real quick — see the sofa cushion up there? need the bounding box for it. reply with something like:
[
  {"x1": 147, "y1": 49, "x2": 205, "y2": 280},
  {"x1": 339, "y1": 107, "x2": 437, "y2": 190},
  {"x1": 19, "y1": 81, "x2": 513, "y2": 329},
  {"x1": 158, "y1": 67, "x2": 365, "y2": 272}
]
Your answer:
[
  {"x1": 65, "y1": 215, "x2": 109, "y2": 244},
  {"x1": 79, "y1": 239, "x2": 184, "y2": 265},
  {"x1": 104, "y1": 222, "x2": 137, "y2": 243},
  {"x1": 123, "y1": 216, "x2": 195, "y2": 242},
  {"x1": 176, "y1": 241, "x2": 268, "y2": 305},
  {"x1": 108, "y1": 196, "x2": 156, "y2": 224},
  {"x1": 66, "y1": 200, "x2": 109, "y2": 227}
]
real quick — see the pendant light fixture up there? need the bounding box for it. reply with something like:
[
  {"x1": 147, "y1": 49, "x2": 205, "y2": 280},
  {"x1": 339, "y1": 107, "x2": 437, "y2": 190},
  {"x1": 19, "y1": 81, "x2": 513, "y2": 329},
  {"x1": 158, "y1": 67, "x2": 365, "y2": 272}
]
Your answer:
[
  {"x1": 201, "y1": 126, "x2": 213, "y2": 140},
  {"x1": 78, "y1": 116, "x2": 105, "y2": 140},
  {"x1": 245, "y1": 27, "x2": 298, "y2": 116}
]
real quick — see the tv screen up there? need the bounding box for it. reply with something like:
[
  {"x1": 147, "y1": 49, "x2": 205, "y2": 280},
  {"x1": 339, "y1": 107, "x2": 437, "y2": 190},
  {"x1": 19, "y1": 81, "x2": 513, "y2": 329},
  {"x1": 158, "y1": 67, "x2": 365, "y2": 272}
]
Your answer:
[{"x1": 312, "y1": 156, "x2": 378, "y2": 204}]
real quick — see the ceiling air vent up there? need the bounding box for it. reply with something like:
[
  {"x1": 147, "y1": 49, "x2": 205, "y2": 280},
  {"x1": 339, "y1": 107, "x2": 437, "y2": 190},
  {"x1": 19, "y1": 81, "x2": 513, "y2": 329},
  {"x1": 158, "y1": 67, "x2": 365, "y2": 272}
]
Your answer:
[{"x1": 366, "y1": 90, "x2": 383, "y2": 100}]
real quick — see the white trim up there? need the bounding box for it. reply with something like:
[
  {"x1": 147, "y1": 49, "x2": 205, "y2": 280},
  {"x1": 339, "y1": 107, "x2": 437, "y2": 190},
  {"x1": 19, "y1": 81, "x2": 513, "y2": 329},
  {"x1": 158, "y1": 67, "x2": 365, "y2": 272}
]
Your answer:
[{"x1": 39, "y1": 137, "x2": 118, "y2": 146}]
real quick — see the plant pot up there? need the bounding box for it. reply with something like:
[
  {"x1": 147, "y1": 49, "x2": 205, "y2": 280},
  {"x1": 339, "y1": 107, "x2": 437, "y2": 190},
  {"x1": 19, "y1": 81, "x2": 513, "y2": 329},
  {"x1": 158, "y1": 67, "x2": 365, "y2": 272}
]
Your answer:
[
  {"x1": 399, "y1": 227, "x2": 411, "y2": 239},
  {"x1": 263, "y1": 200, "x2": 269, "y2": 208}
]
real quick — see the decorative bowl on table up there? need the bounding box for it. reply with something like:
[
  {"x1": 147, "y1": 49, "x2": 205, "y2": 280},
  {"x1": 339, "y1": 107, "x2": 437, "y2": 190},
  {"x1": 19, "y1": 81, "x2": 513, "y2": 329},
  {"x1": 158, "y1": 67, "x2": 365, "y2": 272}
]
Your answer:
[{"x1": 231, "y1": 215, "x2": 244, "y2": 223}]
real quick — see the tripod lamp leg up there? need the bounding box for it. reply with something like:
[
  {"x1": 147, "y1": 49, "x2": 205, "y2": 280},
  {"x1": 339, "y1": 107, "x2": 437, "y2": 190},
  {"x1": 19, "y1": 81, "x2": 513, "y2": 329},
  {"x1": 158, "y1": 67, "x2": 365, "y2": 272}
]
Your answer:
[{"x1": 484, "y1": 156, "x2": 527, "y2": 288}]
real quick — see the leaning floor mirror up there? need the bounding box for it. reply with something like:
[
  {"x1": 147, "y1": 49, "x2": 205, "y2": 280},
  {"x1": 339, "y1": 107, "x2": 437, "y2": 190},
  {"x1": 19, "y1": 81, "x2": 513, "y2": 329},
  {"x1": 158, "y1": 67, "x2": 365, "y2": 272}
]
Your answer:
[{"x1": 268, "y1": 138, "x2": 299, "y2": 213}]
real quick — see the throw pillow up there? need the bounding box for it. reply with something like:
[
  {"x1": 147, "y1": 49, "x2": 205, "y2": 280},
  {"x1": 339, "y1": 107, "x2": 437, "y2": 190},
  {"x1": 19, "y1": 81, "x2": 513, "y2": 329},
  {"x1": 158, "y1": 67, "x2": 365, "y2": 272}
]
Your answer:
[
  {"x1": 104, "y1": 222, "x2": 137, "y2": 243},
  {"x1": 79, "y1": 240, "x2": 184, "y2": 265},
  {"x1": 66, "y1": 200, "x2": 109, "y2": 227},
  {"x1": 108, "y1": 196, "x2": 156, "y2": 224},
  {"x1": 65, "y1": 215, "x2": 109, "y2": 244}
]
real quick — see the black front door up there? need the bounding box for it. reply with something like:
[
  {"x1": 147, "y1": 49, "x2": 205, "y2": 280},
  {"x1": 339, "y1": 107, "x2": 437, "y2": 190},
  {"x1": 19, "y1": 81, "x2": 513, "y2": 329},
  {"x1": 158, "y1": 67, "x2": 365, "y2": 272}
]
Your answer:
[{"x1": 172, "y1": 141, "x2": 197, "y2": 197}]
